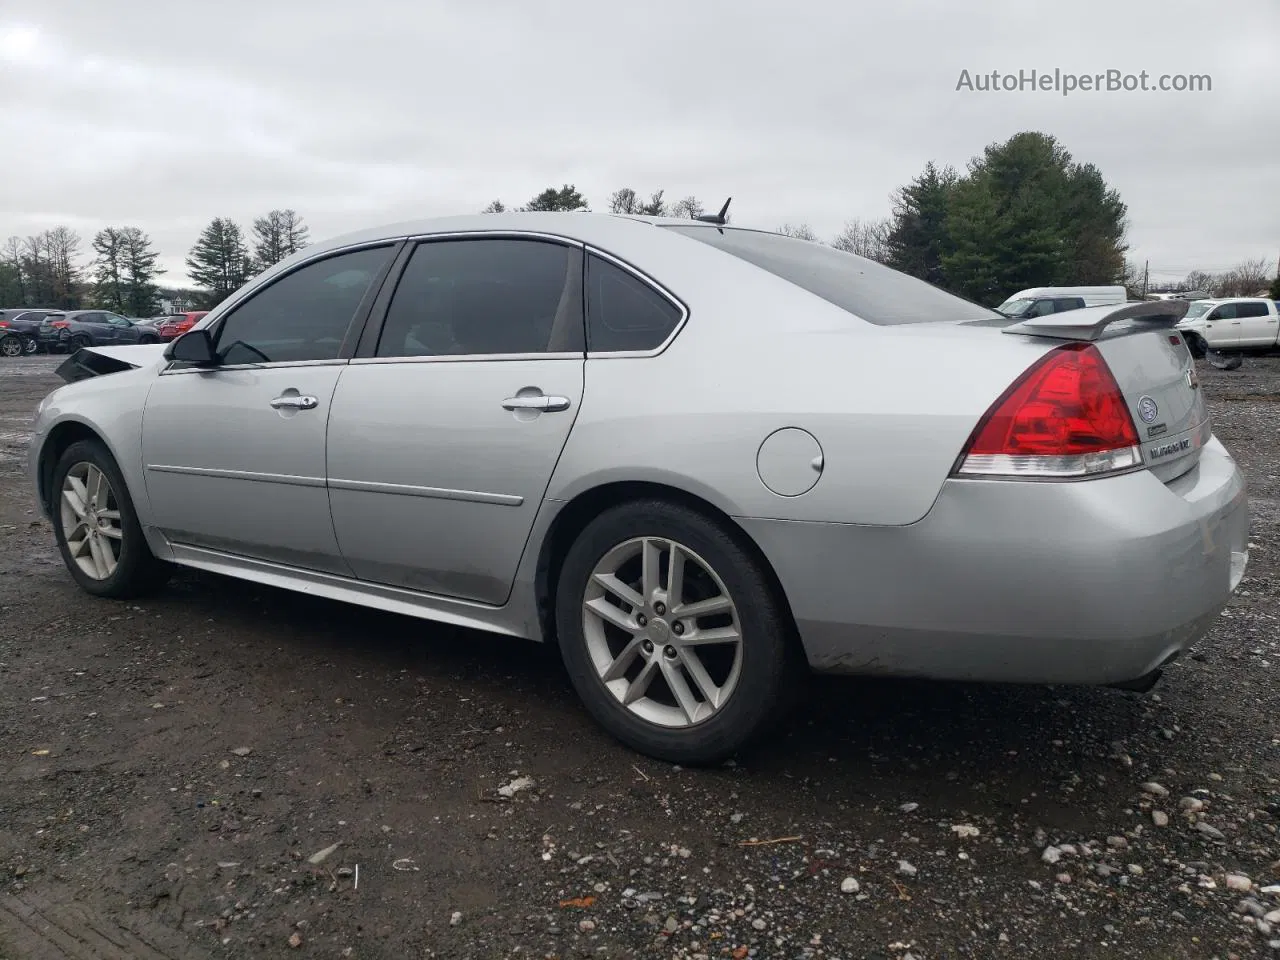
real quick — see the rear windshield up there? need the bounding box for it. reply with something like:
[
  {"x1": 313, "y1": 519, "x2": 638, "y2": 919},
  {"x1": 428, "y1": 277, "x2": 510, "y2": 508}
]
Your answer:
[{"x1": 662, "y1": 225, "x2": 999, "y2": 325}]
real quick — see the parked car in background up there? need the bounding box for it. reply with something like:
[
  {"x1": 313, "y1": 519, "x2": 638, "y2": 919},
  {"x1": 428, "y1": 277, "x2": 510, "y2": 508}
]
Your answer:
[
  {"x1": 1176, "y1": 298, "x2": 1280, "y2": 356},
  {"x1": 156, "y1": 311, "x2": 209, "y2": 341},
  {"x1": 0, "y1": 308, "x2": 66, "y2": 356},
  {"x1": 996, "y1": 286, "x2": 1127, "y2": 318},
  {"x1": 37, "y1": 310, "x2": 161, "y2": 352},
  {"x1": 25, "y1": 212, "x2": 1248, "y2": 763}
]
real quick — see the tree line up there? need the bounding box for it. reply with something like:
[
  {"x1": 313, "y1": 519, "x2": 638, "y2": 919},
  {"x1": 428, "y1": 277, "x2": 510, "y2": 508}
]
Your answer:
[
  {"x1": 0, "y1": 209, "x2": 311, "y2": 315},
  {"x1": 3, "y1": 130, "x2": 1275, "y2": 314}
]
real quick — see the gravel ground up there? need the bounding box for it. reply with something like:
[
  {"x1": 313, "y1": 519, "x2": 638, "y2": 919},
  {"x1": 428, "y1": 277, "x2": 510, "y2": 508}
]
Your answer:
[{"x1": 1, "y1": 353, "x2": 1278, "y2": 960}]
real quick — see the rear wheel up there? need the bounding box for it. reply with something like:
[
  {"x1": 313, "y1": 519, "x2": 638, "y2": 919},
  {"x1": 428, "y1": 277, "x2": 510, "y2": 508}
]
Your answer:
[
  {"x1": 0, "y1": 334, "x2": 22, "y2": 358},
  {"x1": 23, "y1": 336, "x2": 38, "y2": 354},
  {"x1": 555, "y1": 500, "x2": 798, "y2": 764},
  {"x1": 139, "y1": 334, "x2": 158, "y2": 344},
  {"x1": 70, "y1": 334, "x2": 91, "y2": 350},
  {"x1": 51, "y1": 439, "x2": 171, "y2": 599}
]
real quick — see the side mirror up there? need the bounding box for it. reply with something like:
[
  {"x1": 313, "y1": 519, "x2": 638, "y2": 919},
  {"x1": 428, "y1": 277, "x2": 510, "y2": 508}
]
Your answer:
[{"x1": 167, "y1": 329, "x2": 218, "y2": 366}]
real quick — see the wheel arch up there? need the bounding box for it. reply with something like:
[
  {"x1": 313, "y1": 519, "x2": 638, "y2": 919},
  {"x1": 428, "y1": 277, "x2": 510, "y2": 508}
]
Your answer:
[
  {"x1": 533, "y1": 480, "x2": 799, "y2": 648},
  {"x1": 37, "y1": 419, "x2": 117, "y2": 516}
]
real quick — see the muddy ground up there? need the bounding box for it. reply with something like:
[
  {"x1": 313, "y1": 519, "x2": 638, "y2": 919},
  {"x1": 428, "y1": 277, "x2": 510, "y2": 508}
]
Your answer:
[{"x1": 1, "y1": 353, "x2": 1278, "y2": 960}]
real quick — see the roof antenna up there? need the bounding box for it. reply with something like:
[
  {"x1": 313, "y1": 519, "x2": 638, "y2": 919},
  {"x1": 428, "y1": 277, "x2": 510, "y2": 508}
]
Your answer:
[{"x1": 694, "y1": 197, "x2": 731, "y2": 225}]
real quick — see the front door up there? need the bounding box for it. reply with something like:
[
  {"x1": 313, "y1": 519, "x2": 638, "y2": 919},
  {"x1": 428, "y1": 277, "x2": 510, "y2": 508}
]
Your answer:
[
  {"x1": 141, "y1": 244, "x2": 397, "y2": 573},
  {"x1": 1204, "y1": 303, "x2": 1241, "y2": 349},
  {"x1": 326, "y1": 236, "x2": 586, "y2": 605}
]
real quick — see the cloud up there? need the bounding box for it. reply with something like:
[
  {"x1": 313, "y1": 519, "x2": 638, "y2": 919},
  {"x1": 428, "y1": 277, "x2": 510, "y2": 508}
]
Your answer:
[{"x1": 0, "y1": 0, "x2": 1275, "y2": 287}]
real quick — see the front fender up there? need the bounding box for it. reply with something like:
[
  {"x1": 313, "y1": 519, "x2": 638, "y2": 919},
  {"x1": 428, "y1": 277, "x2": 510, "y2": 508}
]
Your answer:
[{"x1": 30, "y1": 367, "x2": 159, "y2": 525}]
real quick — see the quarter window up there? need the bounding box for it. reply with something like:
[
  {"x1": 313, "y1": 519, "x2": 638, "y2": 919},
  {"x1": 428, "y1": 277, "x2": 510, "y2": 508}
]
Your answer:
[
  {"x1": 585, "y1": 254, "x2": 683, "y2": 352},
  {"x1": 376, "y1": 238, "x2": 583, "y2": 358},
  {"x1": 213, "y1": 245, "x2": 393, "y2": 364}
]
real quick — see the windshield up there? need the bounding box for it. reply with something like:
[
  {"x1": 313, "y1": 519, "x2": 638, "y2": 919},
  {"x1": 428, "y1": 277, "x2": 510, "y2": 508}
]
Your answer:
[
  {"x1": 1183, "y1": 302, "x2": 1211, "y2": 319},
  {"x1": 997, "y1": 298, "x2": 1035, "y2": 316},
  {"x1": 662, "y1": 225, "x2": 1000, "y2": 325}
]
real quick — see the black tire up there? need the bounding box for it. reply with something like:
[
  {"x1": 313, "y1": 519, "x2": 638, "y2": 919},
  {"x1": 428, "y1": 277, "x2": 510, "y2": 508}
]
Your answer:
[
  {"x1": 555, "y1": 499, "x2": 799, "y2": 765},
  {"x1": 0, "y1": 334, "x2": 22, "y2": 358},
  {"x1": 70, "y1": 334, "x2": 91, "y2": 350},
  {"x1": 23, "y1": 336, "x2": 38, "y2": 354},
  {"x1": 139, "y1": 335, "x2": 159, "y2": 344},
  {"x1": 51, "y1": 438, "x2": 171, "y2": 599}
]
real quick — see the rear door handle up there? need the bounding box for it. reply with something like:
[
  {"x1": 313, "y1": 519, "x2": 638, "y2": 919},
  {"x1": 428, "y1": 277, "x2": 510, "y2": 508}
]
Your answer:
[
  {"x1": 502, "y1": 395, "x2": 571, "y2": 412},
  {"x1": 270, "y1": 395, "x2": 319, "y2": 409}
]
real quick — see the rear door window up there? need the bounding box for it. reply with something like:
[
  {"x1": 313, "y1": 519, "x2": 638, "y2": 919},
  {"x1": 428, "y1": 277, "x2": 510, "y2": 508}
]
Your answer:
[
  {"x1": 1235, "y1": 302, "x2": 1268, "y2": 318},
  {"x1": 375, "y1": 238, "x2": 584, "y2": 358}
]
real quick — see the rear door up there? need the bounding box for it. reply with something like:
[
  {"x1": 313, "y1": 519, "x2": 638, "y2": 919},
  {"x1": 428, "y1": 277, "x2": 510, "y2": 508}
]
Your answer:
[
  {"x1": 326, "y1": 235, "x2": 586, "y2": 604},
  {"x1": 1236, "y1": 301, "x2": 1278, "y2": 347}
]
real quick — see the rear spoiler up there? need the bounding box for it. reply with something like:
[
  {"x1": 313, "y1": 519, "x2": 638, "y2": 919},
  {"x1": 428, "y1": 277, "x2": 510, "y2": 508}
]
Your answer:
[{"x1": 1002, "y1": 300, "x2": 1189, "y2": 342}]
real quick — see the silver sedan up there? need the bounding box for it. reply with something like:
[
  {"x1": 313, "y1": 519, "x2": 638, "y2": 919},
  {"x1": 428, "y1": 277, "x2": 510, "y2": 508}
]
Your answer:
[{"x1": 27, "y1": 212, "x2": 1250, "y2": 763}]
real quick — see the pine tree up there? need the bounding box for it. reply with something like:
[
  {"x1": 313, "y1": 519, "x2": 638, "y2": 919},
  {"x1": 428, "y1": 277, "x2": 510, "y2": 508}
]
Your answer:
[
  {"x1": 522, "y1": 185, "x2": 589, "y2": 212},
  {"x1": 186, "y1": 218, "x2": 250, "y2": 305},
  {"x1": 121, "y1": 227, "x2": 162, "y2": 315},
  {"x1": 92, "y1": 228, "x2": 128, "y2": 312}
]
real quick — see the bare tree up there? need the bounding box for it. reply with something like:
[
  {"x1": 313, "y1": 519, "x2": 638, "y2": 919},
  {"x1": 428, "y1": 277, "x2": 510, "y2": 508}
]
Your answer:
[
  {"x1": 777, "y1": 223, "x2": 818, "y2": 241},
  {"x1": 669, "y1": 196, "x2": 704, "y2": 220},
  {"x1": 1182, "y1": 270, "x2": 1216, "y2": 294},
  {"x1": 251, "y1": 209, "x2": 310, "y2": 271},
  {"x1": 43, "y1": 226, "x2": 84, "y2": 308},
  {"x1": 608, "y1": 188, "x2": 640, "y2": 214},
  {"x1": 1215, "y1": 257, "x2": 1272, "y2": 297},
  {"x1": 831, "y1": 217, "x2": 892, "y2": 262}
]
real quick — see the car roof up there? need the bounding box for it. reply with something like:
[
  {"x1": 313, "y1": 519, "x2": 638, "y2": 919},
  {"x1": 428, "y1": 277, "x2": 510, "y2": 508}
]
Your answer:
[{"x1": 296, "y1": 211, "x2": 718, "y2": 260}]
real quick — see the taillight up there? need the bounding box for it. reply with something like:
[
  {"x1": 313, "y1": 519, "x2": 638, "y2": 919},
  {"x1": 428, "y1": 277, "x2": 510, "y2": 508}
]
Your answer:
[
  {"x1": 954, "y1": 342, "x2": 1141, "y2": 479},
  {"x1": 51, "y1": 321, "x2": 69, "y2": 329}
]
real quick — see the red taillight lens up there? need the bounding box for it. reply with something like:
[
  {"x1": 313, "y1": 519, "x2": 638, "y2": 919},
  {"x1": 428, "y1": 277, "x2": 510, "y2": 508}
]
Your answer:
[
  {"x1": 51, "y1": 321, "x2": 69, "y2": 329},
  {"x1": 955, "y1": 342, "x2": 1141, "y2": 479}
]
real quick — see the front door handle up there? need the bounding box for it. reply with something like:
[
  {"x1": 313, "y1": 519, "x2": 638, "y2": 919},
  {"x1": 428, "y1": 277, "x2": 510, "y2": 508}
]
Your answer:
[
  {"x1": 270, "y1": 395, "x2": 319, "y2": 410},
  {"x1": 502, "y1": 395, "x2": 571, "y2": 412}
]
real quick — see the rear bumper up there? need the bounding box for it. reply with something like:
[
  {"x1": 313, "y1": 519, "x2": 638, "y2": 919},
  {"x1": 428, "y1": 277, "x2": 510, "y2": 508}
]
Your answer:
[{"x1": 741, "y1": 436, "x2": 1249, "y2": 685}]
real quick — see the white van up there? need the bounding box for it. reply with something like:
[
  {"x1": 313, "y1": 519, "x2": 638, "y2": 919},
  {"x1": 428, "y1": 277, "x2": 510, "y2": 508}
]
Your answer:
[{"x1": 996, "y1": 286, "x2": 1128, "y2": 319}]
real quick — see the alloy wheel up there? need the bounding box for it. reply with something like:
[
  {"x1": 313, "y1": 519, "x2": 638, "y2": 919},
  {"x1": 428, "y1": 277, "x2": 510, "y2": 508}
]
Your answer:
[
  {"x1": 60, "y1": 462, "x2": 123, "y2": 580},
  {"x1": 0, "y1": 337, "x2": 21, "y2": 358},
  {"x1": 582, "y1": 536, "x2": 743, "y2": 728}
]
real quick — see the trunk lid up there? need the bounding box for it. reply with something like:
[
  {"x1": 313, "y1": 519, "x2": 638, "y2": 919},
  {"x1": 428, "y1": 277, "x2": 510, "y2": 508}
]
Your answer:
[{"x1": 1000, "y1": 300, "x2": 1208, "y2": 481}]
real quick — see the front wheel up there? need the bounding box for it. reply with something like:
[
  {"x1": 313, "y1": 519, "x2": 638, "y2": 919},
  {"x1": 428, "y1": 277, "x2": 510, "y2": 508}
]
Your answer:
[
  {"x1": 51, "y1": 439, "x2": 171, "y2": 599},
  {"x1": 555, "y1": 500, "x2": 798, "y2": 764}
]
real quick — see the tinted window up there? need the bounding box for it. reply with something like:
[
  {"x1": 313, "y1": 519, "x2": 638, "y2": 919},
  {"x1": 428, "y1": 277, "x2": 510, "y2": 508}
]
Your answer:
[
  {"x1": 585, "y1": 254, "x2": 683, "y2": 352},
  {"x1": 1026, "y1": 300, "x2": 1055, "y2": 317},
  {"x1": 1055, "y1": 298, "x2": 1085, "y2": 311},
  {"x1": 1235, "y1": 302, "x2": 1269, "y2": 318},
  {"x1": 214, "y1": 245, "x2": 392, "y2": 364},
  {"x1": 664, "y1": 225, "x2": 998, "y2": 325},
  {"x1": 1209, "y1": 303, "x2": 1237, "y2": 320},
  {"x1": 79, "y1": 313, "x2": 105, "y2": 324},
  {"x1": 376, "y1": 238, "x2": 583, "y2": 358}
]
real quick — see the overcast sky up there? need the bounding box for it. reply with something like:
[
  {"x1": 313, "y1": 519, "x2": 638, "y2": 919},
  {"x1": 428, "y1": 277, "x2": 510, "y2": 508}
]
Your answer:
[{"x1": 1, "y1": 0, "x2": 1276, "y2": 289}]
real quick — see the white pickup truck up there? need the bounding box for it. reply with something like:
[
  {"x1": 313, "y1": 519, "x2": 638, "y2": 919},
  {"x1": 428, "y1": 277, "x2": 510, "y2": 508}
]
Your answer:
[{"x1": 1176, "y1": 298, "x2": 1280, "y2": 356}]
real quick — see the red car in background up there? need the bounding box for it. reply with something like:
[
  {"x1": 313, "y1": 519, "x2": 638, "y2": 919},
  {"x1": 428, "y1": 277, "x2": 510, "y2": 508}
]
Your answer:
[{"x1": 156, "y1": 311, "x2": 209, "y2": 341}]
